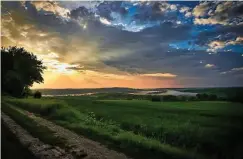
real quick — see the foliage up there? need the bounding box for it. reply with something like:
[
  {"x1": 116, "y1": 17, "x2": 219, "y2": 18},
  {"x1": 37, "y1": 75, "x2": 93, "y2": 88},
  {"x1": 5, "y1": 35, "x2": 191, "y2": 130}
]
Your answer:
[
  {"x1": 151, "y1": 96, "x2": 162, "y2": 102},
  {"x1": 208, "y1": 94, "x2": 217, "y2": 100},
  {"x1": 22, "y1": 87, "x2": 32, "y2": 98},
  {"x1": 33, "y1": 91, "x2": 42, "y2": 99},
  {"x1": 180, "y1": 87, "x2": 243, "y2": 98},
  {"x1": 228, "y1": 95, "x2": 243, "y2": 103},
  {"x1": 196, "y1": 93, "x2": 218, "y2": 101},
  {"x1": 162, "y1": 95, "x2": 179, "y2": 101},
  {"x1": 1, "y1": 46, "x2": 46, "y2": 97}
]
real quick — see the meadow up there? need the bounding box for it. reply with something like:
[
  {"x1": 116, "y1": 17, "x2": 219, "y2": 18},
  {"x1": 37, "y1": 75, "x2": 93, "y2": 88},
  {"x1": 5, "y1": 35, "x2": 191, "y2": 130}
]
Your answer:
[{"x1": 3, "y1": 95, "x2": 243, "y2": 159}]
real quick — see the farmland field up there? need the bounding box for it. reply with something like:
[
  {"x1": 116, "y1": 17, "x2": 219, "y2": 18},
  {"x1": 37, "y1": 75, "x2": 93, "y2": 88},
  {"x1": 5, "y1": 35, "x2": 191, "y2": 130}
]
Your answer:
[{"x1": 3, "y1": 96, "x2": 243, "y2": 159}]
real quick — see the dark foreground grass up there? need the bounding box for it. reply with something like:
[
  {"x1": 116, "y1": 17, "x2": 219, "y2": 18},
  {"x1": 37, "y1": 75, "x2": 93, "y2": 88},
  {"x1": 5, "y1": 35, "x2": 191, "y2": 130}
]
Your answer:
[
  {"x1": 4, "y1": 97, "x2": 199, "y2": 159},
  {"x1": 5, "y1": 96, "x2": 243, "y2": 158},
  {"x1": 62, "y1": 98, "x2": 243, "y2": 156},
  {"x1": 1, "y1": 122, "x2": 37, "y2": 159},
  {"x1": 1, "y1": 102, "x2": 67, "y2": 149}
]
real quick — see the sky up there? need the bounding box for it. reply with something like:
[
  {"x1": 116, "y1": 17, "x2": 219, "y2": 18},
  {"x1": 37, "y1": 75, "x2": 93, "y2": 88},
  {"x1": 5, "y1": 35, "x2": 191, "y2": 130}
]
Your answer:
[{"x1": 1, "y1": 1, "x2": 243, "y2": 88}]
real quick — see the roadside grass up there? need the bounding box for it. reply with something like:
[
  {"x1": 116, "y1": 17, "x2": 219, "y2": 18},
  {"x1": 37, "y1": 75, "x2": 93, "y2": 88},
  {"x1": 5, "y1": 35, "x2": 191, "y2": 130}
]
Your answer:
[
  {"x1": 62, "y1": 98, "x2": 243, "y2": 156},
  {"x1": 3, "y1": 97, "x2": 200, "y2": 159},
  {"x1": 1, "y1": 102, "x2": 67, "y2": 149}
]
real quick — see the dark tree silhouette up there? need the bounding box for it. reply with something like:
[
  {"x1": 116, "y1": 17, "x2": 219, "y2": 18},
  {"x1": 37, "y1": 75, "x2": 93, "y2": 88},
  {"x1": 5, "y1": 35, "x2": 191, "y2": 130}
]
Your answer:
[{"x1": 1, "y1": 46, "x2": 46, "y2": 97}]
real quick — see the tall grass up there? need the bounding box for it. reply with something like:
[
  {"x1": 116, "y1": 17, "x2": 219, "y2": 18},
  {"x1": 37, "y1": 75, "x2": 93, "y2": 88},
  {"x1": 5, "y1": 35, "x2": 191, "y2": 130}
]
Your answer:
[
  {"x1": 5, "y1": 96, "x2": 243, "y2": 158},
  {"x1": 3, "y1": 97, "x2": 199, "y2": 159}
]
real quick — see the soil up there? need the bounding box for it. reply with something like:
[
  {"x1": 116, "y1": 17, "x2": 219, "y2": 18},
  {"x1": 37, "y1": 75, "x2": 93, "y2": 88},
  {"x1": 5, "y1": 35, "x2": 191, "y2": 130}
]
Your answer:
[{"x1": 2, "y1": 112, "x2": 130, "y2": 159}]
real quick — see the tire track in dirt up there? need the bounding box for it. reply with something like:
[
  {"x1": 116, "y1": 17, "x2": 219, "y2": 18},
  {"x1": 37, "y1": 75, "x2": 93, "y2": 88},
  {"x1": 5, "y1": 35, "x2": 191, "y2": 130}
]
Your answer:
[
  {"x1": 30, "y1": 113, "x2": 130, "y2": 159},
  {"x1": 1, "y1": 112, "x2": 74, "y2": 159}
]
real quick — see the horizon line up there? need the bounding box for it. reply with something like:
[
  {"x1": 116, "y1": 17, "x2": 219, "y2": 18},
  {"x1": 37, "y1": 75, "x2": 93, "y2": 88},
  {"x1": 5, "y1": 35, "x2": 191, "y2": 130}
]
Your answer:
[{"x1": 33, "y1": 86, "x2": 243, "y2": 90}]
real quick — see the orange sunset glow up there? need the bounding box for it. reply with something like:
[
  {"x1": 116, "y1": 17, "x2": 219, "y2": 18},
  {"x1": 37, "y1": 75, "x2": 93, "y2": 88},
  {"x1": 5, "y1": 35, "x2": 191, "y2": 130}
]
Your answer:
[{"x1": 2, "y1": 1, "x2": 243, "y2": 88}]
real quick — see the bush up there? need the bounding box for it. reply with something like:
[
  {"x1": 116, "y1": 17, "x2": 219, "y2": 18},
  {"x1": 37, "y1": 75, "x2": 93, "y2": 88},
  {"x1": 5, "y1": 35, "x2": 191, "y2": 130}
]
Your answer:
[
  {"x1": 151, "y1": 96, "x2": 162, "y2": 102},
  {"x1": 227, "y1": 95, "x2": 243, "y2": 103},
  {"x1": 34, "y1": 91, "x2": 42, "y2": 98},
  {"x1": 196, "y1": 93, "x2": 208, "y2": 100},
  {"x1": 162, "y1": 95, "x2": 178, "y2": 101},
  {"x1": 208, "y1": 94, "x2": 218, "y2": 101},
  {"x1": 196, "y1": 93, "x2": 218, "y2": 101}
]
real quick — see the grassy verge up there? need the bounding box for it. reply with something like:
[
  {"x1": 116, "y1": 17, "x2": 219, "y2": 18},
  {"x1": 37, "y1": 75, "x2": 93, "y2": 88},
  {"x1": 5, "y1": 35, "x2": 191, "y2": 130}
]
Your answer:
[
  {"x1": 4, "y1": 98, "x2": 200, "y2": 159},
  {"x1": 1, "y1": 102, "x2": 67, "y2": 149}
]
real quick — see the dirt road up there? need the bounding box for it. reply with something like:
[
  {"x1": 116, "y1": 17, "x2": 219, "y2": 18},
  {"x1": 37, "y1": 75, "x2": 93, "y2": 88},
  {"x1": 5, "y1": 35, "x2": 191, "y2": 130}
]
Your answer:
[{"x1": 2, "y1": 111, "x2": 130, "y2": 159}]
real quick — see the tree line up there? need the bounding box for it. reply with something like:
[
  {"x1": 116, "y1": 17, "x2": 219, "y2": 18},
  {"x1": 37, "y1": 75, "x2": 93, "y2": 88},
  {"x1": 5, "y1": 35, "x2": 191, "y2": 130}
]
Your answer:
[
  {"x1": 1, "y1": 46, "x2": 45, "y2": 98},
  {"x1": 95, "y1": 92, "x2": 243, "y2": 103}
]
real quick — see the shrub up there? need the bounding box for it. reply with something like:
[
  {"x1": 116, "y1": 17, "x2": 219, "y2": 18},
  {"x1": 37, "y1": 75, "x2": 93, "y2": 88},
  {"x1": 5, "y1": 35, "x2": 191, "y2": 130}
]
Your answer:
[
  {"x1": 227, "y1": 95, "x2": 243, "y2": 103},
  {"x1": 34, "y1": 91, "x2": 42, "y2": 98},
  {"x1": 188, "y1": 96, "x2": 197, "y2": 101},
  {"x1": 151, "y1": 96, "x2": 162, "y2": 102},
  {"x1": 208, "y1": 94, "x2": 218, "y2": 101},
  {"x1": 162, "y1": 95, "x2": 178, "y2": 101},
  {"x1": 179, "y1": 96, "x2": 188, "y2": 101},
  {"x1": 196, "y1": 93, "x2": 209, "y2": 100}
]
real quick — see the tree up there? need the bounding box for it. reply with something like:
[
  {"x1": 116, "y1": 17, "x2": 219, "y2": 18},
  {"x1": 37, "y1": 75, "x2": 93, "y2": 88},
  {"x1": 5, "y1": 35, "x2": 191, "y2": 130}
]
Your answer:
[
  {"x1": 1, "y1": 46, "x2": 46, "y2": 97},
  {"x1": 22, "y1": 87, "x2": 33, "y2": 98}
]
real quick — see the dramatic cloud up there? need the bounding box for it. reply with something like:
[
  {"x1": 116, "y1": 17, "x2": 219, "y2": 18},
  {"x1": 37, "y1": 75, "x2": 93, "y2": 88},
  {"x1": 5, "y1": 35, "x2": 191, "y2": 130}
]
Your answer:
[
  {"x1": 2, "y1": 1, "x2": 243, "y2": 88},
  {"x1": 193, "y1": 2, "x2": 243, "y2": 26},
  {"x1": 207, "y1": 37, "x2": 243, "y2": 52},
  {"x1": 179, "y1": 6, "x2": 193, "y2": 18},
  {"x1": 155, "y1": 2, "x2": 177, "y2": 13},
  {"x1": 205, "y1": 64, "x2": 215, "y2": 68},
  {"x1": 220, "y1": 67, "x2": 243, "y2": 75},
  {"x1": 99, "y1": 17, "x2": 112, "y2": 25},
  {"x1": 180, "y1": 7, "x2": 190, "y2": 13},
  {"x1": 30, "y1": 1, "x2": 71, "y2": 21},
  {"x1": 140, "y1": 73, "x2": 177, "y2": 78},
  {"x1": 192, "y1": 2, "x2": 210, "y2": 17},
  {"x1": 194, "y1": 17, "x2": 228, "y2": 25},
  {"x1": 207, "y1": 41, "x2": 226, "y2": 52},
  {"x1": 227, "y1": 37, "x2": 243, "y2": 45}
]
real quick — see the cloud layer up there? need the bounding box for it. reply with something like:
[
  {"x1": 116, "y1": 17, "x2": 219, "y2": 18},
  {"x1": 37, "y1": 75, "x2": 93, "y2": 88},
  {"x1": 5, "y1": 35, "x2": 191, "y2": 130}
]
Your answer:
[{"x1": 1, "y1": 1, "x2": 243, "y2": 88}]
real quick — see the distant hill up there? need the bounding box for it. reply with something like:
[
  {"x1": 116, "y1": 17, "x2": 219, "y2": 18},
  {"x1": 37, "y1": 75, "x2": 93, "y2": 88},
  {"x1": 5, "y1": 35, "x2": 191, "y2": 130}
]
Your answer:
[
  {"x1": 34, "y1": 87, "x2": 143, "y2": 95},
  {"x1": 34, "y1": 87, "x2": 243, "y2": 96}
]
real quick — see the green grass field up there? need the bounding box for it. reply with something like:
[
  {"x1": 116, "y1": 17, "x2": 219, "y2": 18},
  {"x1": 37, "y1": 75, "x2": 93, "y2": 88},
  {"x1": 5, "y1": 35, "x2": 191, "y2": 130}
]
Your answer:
[
  {"x1": 3, "y1": 96, "x2": 243, "y2": 159},
  {"x1": 179, "y1": 87, "x2": 243, "y2": 97}
]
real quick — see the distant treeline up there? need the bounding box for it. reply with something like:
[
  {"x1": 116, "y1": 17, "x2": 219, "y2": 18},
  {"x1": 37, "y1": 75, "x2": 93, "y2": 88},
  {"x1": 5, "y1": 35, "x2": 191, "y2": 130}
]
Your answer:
[
  {"x1": 178, "y1": 87, "x2": 243, "y2": 97},
  {"x1": 93, "y1": 92, "x2": 243, "y2": 103}
]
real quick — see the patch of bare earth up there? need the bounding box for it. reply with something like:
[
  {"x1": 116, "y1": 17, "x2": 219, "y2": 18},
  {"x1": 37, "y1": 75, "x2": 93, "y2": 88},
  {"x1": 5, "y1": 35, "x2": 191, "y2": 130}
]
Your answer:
[
  {"x1": 2, "y1": 110, "x2": 130, "y2": 159},
  {"x1": 30, "y1": 114, "x2": 130, "y2": 159},
  {"x1": 1, "y1": 112, "x2": 74, "y2": 159}
]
